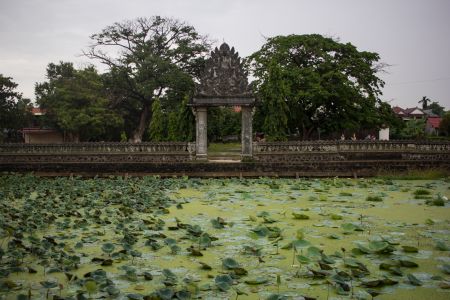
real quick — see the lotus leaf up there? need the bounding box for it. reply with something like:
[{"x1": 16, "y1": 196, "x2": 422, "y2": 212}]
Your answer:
[
  {"x1": 222, "y1": 258, "x2": 239, "y2": 269},
  {"x1": 399, "y1": 259, "x2": 419, "y2": 268},
  {"x1": 157, "y1": 288, "x2": 175, "y2": 300},
  {"x1": 175, "y1": 290, "x2": 191, "y2": 300},
  {"x1": 244, "y1": 276, "x2": 269, "y2": 285},
  {"x1": 436, "y1": 240, "x2": 450, "y2": 251},
  {"x1": 407, "y1": 273, "x2": 422, "y2": 286},
  {"x1": 293, "y1": 239, "x2": 311, "y2": 248},
  {"x1": 442, "y1": 264, "x2": 450, "y2": 275},
  {"x1": 40, "y1": 281, "x2": 58, "y2": 289},
  {"x1": 330, "y1": 213, "x2": 343, "y2": 220},
  {"x1": 101, "y1": 242, "x2": 115, "y2": 254},
  {"x1": 366, "y1": 195, "x2": 383, "y2": 202},
  {"x1": 215, "y1": 274, "x2": 233, "y2": 291},
  {"x1": 328, "y1": 233, "x2": 341, "y2": 240},
  {"x1": 127, "y1": 293, "x2": 144, "y2": 300},
  {"x1": 199, "y1": 262, "x2": 212, "y2": 270},
  {"x1": 292, "y1": 212, "x2": 310, "y2": 220},
  {"x1": 341, "y1": 223, "x2": 362, "y2": 232},
  {"x1": 296, "y1": 255, "x2": 311, "y2": 264},
  {"x1": 368, "y1": 241, "x2": 394, "y2": 253},
  {"x1": 402, "y1": 245, "x2": 418, "y2": 253},
  {"x1": 307, "y1": 246, "x2": 322, "y2": 257},
  {"x1": 344, "y1": 258, "x2": 361, "y2": 268}
]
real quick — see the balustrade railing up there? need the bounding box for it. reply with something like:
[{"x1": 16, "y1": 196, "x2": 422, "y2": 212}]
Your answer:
[
  {"x1": 0, "y1": 142, "x2": 196, "y2": 154},
  {"x1": 253, "y1": 140, "x2": 450, "y2": 153}
]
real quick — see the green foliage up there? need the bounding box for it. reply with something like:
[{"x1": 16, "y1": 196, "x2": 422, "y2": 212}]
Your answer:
[
  {"x1": 177, "y1": 96, "x2": 195, "y2": 142},
  {"x1": 166, "y1": 111, "x2": 179, "y2": 141},
  {"x1": 256, "y1": 61, "x2": 289, "y2": 141},
  {"x1": 247, "y1": 34, "x2": 388, "y2": 139},
  {"x1": 366, "y1": 195, "x2": 383, "y2": 202},
  {"x1": 395, "y1": 118, "x2": 426, "y2": 139},
  {"x1": 427, "y1": 101, "x2": 445, "y2": 117},
  {"x1": 149, "y1": 98, "x2": 165, "y2": 141},
  {"x1": 35, "y1": 62, "x2": 123, "y2": 141},
  {"x1": 207, "y1": 107, "x2": 241, "y2": 142},
  {"x1": 418, "y1": 96, "x2": 431, "y2": 110},
  {"x1": 440, "y1": 112, "x2": 450, "y2": 136},
  {"x1": 85, "y1": 16, "x2": 210, "y2": 142},
  {"x1": 0, "y1": 74, "x2": 32, "y2": 141}
]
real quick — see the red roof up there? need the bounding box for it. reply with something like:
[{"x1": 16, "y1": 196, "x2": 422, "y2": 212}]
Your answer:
[
  {"x1": 31, "y1": 107, "x2": 46, "y2": 115},
  {"x1": 403, "y1": 107, "x2": 424, "y2": 115},
  {"x1": 392, "y1": 106, "x2": 404, "y2": 114},
  {"x1": 427, "y1": 117, "x2": 441, "y2": 128}
]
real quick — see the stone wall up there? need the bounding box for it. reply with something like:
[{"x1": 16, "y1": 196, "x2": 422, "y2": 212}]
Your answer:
[
  {"x1": 1, "y1": 140, "x2": 449, "y2": 177},
  {"x1": 0, "y1": 142, "x2": 196, "y2": 163},
  {"x1": 253, "y1": 140, "x2": 450, "y2": 162}
]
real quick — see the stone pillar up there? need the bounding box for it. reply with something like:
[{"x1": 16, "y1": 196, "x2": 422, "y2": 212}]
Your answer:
[
  {"x1": 195, "y1": 107, "x2": 208, "y2": 160},
  {"x1": 241, "y1": 106, "x2": 253, "y2": 159}
]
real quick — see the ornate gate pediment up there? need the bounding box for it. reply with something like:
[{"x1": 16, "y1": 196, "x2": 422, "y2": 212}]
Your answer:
[{"x1": 192, "y1": 43, "x2": 255, "y2": 106}]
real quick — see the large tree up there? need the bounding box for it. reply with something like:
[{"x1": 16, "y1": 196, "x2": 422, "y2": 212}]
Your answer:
[
  {"x1": 84, "y1": 16, "x2": 210, "y2": 142},
  {"x1": 427, "y1": 101, "x2": 445, "y2": 117},
  {"x1": 440, "y1": 111, "x2": 450, "y2": 136},
  {"x1": 247, "y1": 34, "x2": 389, "y2": 139},
  {"x1": 418, "y1": 96, "x2": 431, "y2": 110},
  {"x1": 35, "y1": 62, "x2": 123, "y2": 142},
  {"x1": 0, "y1": 74, "x2": 32, "y2": 141}
]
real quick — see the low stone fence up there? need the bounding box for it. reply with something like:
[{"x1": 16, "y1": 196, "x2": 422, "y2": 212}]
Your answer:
[
  {"x1": 1, "y1": 140, "x2": 449, "y2": 176},
  {"x1": 0, "y1": 142, "x2": 196, "y2": 163},
  {"x1": 253, "y1": 140, "x2": 450, "y2": 162}
]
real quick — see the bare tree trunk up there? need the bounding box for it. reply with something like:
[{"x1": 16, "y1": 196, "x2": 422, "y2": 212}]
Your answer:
[{"x1": 130, "y1": 104, "x2": 151, "y2": 143}]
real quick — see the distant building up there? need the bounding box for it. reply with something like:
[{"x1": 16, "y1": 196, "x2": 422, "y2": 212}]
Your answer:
[
  {"x1": 393, "y1": 106, "x2": 441, "y2": 135},
  {"x1": 22, "y1": 108, "x2": 64, "y2": 143},
  {"x1": 425, "y1": 117, "x2": 442, "y2": 135}
]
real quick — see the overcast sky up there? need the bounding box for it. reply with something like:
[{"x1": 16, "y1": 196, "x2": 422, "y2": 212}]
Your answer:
[{"x1": 1, "y1": 0, "x2": 449, "y2": 109}]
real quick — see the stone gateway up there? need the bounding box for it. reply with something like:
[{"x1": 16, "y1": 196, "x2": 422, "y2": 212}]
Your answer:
[{"x1": 191, "y1": 43, "x2": 255, "y2": 160}]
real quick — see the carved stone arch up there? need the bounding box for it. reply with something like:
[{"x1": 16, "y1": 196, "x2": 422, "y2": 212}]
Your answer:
[{"x1": 190, "y1": 43, "x2": 255, "y2": 160}]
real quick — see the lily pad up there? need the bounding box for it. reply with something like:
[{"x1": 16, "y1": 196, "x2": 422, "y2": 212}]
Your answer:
[
  {"x1": 244, "y1": 276, "x2": 269, "y2": 285},
  {"x1": 402, "y1": 245, "x2": 418, "y2": 253},
  {"x1": 222, "y1": 258, "x2": 239, "y2": 269},
  {"x1": 292, "y1": 212, "x2": 310, "y2": 220},
  {"x1": 407, "y1": 273, "x2": 422, "y2": 286}
]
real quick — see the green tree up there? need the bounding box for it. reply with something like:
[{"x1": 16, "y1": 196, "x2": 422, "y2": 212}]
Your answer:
[
  {"x1": 35, "y1": 62, "x2": 123, "y2": 142},
  {"x1": 177, "y1": 96, "x2": 195, "y2": 142},
  {"x1": 256, "y1": 62, "x2": 289, "y2": 141},
  {"x1": 427, "y1": 101, "x2": 445, "y2": 117},
  {"x1": 0, "y1": 74, "x2": 32, "y2": 142},
  {"x1": 400, "y1": 119, "x2": 426, "y2": 139},
  {"x1": 84, "y1": 16, "x2": 210, "y2": 142},
  {"x1": 418, "y1": 96, "x2": 431, "y2": 110},
  {"x1": 247, "y1": 34, "x2": 388, "y2": 140},
  {"x1": 440, "y1": 111, "x2": 450, "y2": 136},
  {"x1": 148, "y1": 98, "x2": 165, "y2": 141},
  {"x1": 166, "y1": 111, "x2": 179, "y2": 141}
]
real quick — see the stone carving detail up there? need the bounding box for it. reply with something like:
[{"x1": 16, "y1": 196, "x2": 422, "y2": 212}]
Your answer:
[{"x1": 196, "y1": 43, "x2": 252, "y2": 98}]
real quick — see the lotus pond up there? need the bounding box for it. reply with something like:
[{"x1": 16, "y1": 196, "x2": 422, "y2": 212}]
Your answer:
[{"x1": 0, "y1": 175, "x2": 449, "y2": 300}]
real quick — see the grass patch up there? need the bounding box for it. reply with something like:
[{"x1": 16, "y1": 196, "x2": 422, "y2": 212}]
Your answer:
[
  {"x1": 208, "y1": 143, "x2": 241, "y2": 153},
  {"x1": 414, "y1": 189, "x2": 431, "y2": 196},
  {"x1": 376, "y1": 169, "x2": 449, "y2": 180},
  {"x1": 366, "y1": 195, "x2": 383, "y2": 202}
]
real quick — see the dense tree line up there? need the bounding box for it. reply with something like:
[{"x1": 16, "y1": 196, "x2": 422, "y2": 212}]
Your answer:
[
  {"x1": 0, "y1": 74, "x2": 32, "y2": 142},
  {"x1": 3, "y1": 16, "x2": 446, "y2": 143}
]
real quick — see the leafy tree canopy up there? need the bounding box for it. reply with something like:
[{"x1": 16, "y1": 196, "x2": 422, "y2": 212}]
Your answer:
[
  {"x1": 84, "y1": 16, "x2": 211, "y2": 142},
  {"x1": 427, "y1": 101, "x2": 445, "y2": 117},
  {"x1": 418, "y1": 96, "x2": 431, "y2": 110},
  {"x1": 35, "y1": 62, "x2": 123, "y2": 142},
  {"x1": 247, "y1": 34, "x2": 391, "y2": 139},
  {"x1": 0, "y1": 74, "x2": 32, "y2": 141},
  {"x1": 440, "y1": 112, "x2": 450, "y2": 136}
]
